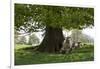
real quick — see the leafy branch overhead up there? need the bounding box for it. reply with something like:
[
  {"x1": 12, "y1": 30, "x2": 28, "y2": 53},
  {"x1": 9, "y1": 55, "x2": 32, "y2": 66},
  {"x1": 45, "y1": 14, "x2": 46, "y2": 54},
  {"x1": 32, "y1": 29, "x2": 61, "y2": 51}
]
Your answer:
[{"x1": 15, "y1": 4, "x2": 94, "y2": 32}]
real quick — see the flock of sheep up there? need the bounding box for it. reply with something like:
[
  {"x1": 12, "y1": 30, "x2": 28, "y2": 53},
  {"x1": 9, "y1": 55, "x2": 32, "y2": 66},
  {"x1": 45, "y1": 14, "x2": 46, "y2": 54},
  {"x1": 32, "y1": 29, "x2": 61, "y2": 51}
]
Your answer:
[{"x1": 60, "y1": 37, "x2": 81, "y2": 54}]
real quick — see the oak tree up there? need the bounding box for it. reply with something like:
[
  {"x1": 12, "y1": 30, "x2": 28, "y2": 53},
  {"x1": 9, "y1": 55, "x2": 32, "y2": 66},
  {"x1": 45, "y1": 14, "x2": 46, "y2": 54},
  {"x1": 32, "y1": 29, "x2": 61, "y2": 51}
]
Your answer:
[{"x1": 15, "y1": 4, "x2": 94, "y2": 53}]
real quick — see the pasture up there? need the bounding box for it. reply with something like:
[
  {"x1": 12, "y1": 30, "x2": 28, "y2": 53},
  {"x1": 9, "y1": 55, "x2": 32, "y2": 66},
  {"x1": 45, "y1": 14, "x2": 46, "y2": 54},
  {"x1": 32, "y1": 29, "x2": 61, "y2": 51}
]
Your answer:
[{"x1": 15, "y1": 44, "x2": 94, "y2": 65}]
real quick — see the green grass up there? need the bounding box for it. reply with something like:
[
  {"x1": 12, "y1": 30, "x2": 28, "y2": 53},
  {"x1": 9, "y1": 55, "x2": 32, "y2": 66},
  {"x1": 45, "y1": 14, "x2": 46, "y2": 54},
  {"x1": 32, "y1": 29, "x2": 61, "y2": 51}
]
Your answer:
[{"x1": 15, "y1": 44, "x2": 94, "y2": 65}]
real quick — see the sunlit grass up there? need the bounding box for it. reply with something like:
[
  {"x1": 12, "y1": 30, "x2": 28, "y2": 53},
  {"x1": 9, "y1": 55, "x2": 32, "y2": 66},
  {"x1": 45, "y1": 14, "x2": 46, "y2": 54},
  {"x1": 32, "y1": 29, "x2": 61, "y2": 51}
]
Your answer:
[{"x1": 15, "y1": 44, "x2": 94, "y2": 65}]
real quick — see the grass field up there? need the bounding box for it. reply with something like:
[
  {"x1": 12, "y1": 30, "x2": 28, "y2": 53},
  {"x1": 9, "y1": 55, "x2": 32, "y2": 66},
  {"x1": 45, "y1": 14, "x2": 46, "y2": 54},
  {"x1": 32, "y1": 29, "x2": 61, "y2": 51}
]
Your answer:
[{"x1": 15, "y1": 44, "x2": 94, "y2": 65}]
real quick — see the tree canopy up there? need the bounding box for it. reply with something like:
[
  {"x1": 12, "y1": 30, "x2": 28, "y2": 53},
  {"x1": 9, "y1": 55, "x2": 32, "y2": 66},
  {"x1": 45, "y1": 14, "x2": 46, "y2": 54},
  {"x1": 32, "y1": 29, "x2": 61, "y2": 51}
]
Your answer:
[{"x1": 15, "y1": 4, "x2": 94, "y2": 33}]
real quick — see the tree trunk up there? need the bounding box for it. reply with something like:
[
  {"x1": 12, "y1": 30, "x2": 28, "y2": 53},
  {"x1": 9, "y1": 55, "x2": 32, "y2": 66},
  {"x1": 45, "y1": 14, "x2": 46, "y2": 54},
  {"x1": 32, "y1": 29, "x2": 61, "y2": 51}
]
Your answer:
[{"x1": 38, "y1": 26, "x2": 64, "y2": 53}]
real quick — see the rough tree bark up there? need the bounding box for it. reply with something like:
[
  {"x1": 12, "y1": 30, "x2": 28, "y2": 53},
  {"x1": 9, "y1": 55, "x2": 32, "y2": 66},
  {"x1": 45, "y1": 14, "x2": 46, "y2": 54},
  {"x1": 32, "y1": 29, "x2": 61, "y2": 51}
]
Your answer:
[{"x1": 37, "y1": 26, "x2": 64, "y2": 53}]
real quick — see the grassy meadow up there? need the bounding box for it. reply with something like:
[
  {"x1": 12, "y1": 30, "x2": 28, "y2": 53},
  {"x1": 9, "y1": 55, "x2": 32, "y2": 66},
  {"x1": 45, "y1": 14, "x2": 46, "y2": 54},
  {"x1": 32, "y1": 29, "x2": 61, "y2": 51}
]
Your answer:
[{"x1": 15, "y1": 44, "x2": 94, "y2": 65}]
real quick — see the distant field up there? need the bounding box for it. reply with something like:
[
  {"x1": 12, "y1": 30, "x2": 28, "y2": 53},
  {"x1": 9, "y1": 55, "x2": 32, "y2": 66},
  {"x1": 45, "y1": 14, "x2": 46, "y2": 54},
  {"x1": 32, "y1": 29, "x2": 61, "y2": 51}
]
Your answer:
[{"x1": 15, "y1": 44, "x2": 94, "y2": 65}]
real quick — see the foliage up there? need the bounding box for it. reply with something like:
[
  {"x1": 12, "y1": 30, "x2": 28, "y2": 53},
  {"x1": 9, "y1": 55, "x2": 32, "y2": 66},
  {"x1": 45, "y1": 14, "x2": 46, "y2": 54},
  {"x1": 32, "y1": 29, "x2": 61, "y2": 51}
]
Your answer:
[
  {"x1": 28, "y1": 34, "x2": 40, "y2": 45},
  {"x1": 15, "y1": 44, "x2": 94, "y2": 65},
  {"x1": 15, "y1": 4, "x2": 94, "y2": 33}
]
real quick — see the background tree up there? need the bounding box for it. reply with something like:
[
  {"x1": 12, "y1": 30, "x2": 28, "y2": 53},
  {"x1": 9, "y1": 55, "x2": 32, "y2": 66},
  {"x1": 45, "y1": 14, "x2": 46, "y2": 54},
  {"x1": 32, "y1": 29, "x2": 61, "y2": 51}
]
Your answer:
[
  {"x1": 14, "y1": 30, "x2": 21, "y2": 44},
  {"x1": 70, "y1": 29, "x2": 82, "y2": 42},
  {"x1": 15, "y1": 4, "x2": 94, "y2": 53},
  {"x1": 70, "y1": 29, "x2": 94, "y2": 44},
  {"x1": 79, "y1": 34, "x2": 94, "y2": 44},
  {"x1": 28, "y1": 34, "x2": 40, "y2": 45},
  {"x1": 17, "y1": 36, "x2": 27, "y2": 44}
]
